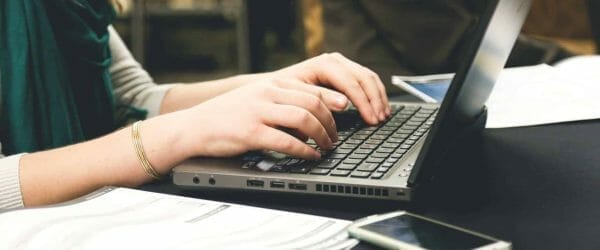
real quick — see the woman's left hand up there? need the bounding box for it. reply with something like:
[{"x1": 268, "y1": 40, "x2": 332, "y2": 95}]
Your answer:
[{"x1": 272, "y1": 52, "x2": 390, "y2": 125}]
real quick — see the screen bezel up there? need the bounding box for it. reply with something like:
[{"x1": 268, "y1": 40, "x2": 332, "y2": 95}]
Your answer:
[
  {"x1": 408, "y1": 0, "x2": 533, "y2": 187},
  {"x1": 348, "y1": 211, "x2": 511, "y2": 250}
]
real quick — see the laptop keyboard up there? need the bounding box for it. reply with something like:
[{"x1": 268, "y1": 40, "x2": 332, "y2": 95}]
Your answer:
[{"x1": 241, "y1": 104, "x2": 438, "y2": 179}]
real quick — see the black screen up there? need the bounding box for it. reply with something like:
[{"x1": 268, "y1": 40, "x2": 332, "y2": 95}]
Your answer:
[{"x1": 360, "y1": 214, "x2": 495, "y2": 249}]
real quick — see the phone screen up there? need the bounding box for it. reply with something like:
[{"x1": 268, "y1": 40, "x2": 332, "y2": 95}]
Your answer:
[{"x1": 359, "y1": 214, "x2": 495, "y2": 249}]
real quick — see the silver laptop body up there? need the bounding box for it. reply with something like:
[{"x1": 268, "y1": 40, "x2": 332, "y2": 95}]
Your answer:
[{"x1": 172, "y1": 0, "x2": 532, "y2": 201}]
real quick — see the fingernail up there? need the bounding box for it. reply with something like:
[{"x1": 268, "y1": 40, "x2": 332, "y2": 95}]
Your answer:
[
  {"x1": 312, "y1": 151, "x2": 322, "y2": 159},
  {"x1": 386, "y1": 107, "x2": 391, "y2": 116},
  {"x1": 379, "y1": 112, "x2": 385, "y2": 121},
  {"x1": 334, "y1": 94, "x2": 348, "y2": 108},
  {"x1": 371, "y1": 114, "x2": 378, "y2": 123}
]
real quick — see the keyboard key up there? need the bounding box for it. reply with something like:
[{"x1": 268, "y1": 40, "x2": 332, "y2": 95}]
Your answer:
[
  {"x1": 371, "y1": 152, "x2": 390, "y2": 158},
  {"x1": 359, "y1": 144, "x2": 377, "y2": 150},
  {"x1": 350, "y1": 171, "x2": 371, "y2": 178},
  {"x1": 340, "y1": 144, "x2": 357, "y2": 149},
  {"x1": 346, "y1": 139, "x2": 363, "y2": 145},
  {"x1": 376, "y1": 166, "x2": 390, "y2": 173},
  {"x1": 366, "y1": 157, "x2": 384, "y2": 163},
  {"x1": 343, "y1": 158, "x2": 362, "y2": 165},
  {"x1": 330, "y1": 169, "x2": 351, "y2": 177},
  {"x1": 354, "y1": 149, "x2": 373, "y2": 154},
  {"x1": 382, "y1": 162, "x2": 394, "y2": 168},
  {"x1": 381, "y1": 143, "x2": 398, "y2": 148},
  {"x1": 333, "y1": 148, "x2": 352, "y2": 154},
  {"x1": 371, "y1": 172, "x2": 385, "y2": 179},
  {"x1": 315, "y1": 159, "x2": 340, "y2": 169},
  {"x1": 336, "y1": 163, "x2": 357, "y2": 170},
  {"x1": 364, "y1": 139, "x2": 384, "y2": 145},
  {"x1": 327, "y1": 153, "x2": 347, "y2": 159},
  {"x1": 375, "y1": 148, "x2": 394, "y2": 153},
  {"x1": 310, "y1": 168, "x2": 331, "y2": 175},
  {"x1": 349, "y1": 153, "x2": 368, "y2": 159},
  {"x1": 357, "y1": 163, "x2": 378, "y2": 172}
]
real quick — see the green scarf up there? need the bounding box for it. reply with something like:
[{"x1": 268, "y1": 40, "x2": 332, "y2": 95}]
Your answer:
[{"x1": 0, "y1": 0, "x2": 117, "y2": 154}]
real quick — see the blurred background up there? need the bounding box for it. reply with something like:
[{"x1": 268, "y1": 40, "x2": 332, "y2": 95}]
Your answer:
[{"x1": 112, "y1": 0, "x2": 599, "y2": 92}]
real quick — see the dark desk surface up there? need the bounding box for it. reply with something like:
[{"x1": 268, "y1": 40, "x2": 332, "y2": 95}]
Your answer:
[{"x1": 141, "y1": 118, "x2": 600, "y2": 250}]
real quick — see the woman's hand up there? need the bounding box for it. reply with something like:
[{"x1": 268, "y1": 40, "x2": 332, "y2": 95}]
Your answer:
[
  {"x1": 180, "y1": 78, "x2": 347, "y2": 159},
  {"x1": 273, "y1": 52, "x2": 391, "y2": 125}
]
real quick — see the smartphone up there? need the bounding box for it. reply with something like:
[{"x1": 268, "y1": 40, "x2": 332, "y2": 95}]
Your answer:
[{"x1": 348, "y1": 211, "x2": 511, "y2": 250}]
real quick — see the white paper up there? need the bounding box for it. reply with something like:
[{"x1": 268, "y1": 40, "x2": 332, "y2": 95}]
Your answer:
[
  {"x1": 392, "y1": 58, "x2": 600, "y2": 128},
  {"x1": 485, "y1": 62, "x2": 600, "y2": 128},
  {"x1": 0, "y1": 188, "x2": 357, "y2": 250}
]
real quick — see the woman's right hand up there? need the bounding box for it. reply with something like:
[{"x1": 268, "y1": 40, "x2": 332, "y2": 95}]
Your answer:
[{"x1": 178, "y1": 78, "x2": 349, "y2": 160}]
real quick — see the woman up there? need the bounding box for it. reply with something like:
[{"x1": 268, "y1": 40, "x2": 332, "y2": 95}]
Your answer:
[{"x1": 0, "y1": 0, "x2": 389, "y2": 209}]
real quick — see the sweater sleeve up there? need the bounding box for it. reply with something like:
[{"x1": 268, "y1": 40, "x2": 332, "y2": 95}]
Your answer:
[
  {"x1": 108, "y1": 26, "x2": 180, "y2": 118},
  {"x1": 0, "y1": 153, "x2": 26, "y2": 210}
]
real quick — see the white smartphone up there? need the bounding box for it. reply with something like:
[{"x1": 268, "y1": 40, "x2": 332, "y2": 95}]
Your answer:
[{"x1": 348, "y1": 211, "x2": 511, "y2": 250}]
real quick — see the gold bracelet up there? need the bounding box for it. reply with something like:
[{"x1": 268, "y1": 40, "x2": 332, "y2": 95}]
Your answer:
[{"x1": 131, "y1": 121, "x2": 162, "y2": 180}]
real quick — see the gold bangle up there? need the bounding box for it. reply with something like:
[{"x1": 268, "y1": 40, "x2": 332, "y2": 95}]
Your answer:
[{"x1": 131, "y1": 121, "x2": 162, "y2": 180}]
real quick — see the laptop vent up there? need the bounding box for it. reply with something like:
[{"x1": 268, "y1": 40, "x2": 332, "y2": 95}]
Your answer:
[{"x1": 315, "y1": 184, "x2": 389, "y2": 197}]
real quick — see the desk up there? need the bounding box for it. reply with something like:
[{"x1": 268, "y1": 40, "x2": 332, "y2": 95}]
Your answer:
[{"x1": 141, "y1": 113, "x2": 600, "y2": 250}]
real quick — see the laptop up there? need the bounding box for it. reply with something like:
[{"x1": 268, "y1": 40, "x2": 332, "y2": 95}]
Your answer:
[{"x1": 172, "y1": 0, "x2": 532, "y2": 201}]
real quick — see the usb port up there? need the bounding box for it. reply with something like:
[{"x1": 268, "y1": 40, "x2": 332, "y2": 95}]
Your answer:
[
  {"x1": 270, "y1": 181, "x2": 285, "y2": 189},
  {"x1": 247, "y1": 180, "x2": 264, "y2": 187},
  {"x1": 288, "y1": 183, "x2": 307, "y2": 190}
]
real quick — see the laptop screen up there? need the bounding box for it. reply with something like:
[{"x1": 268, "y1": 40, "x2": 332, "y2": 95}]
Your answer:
[{"x1": 409, "y1": 0, "x2": 533, "y2": 186}]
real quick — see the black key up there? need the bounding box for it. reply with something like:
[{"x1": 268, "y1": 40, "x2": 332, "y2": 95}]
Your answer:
[
  {"x1": 349, "y1": 153, "x2": 368, "y2": 160},
  {"x1": 357, "y1": 163, "x2": 378, "y2": 172},
  {"x1": 366, "y1": 157, "x2": 384, "y2": 163},
  {"x1": 371, "y1": 172, "x2": 385, "y2": 179},
  {"x1": 315, "y1": 159, "x2": 340, "y2": 169},
  {"x1": 330, "y1": 169, "x2": 351, "y2": 177},
  {"x1": 336, "y1": 163, "x2": 357, "y2": 170},
  {"x1": 350, "y1": 171, "x2": 371, "y2": 178},
  {"x1": 310, "y1": 168, "x2": 331, "y2": 175}
]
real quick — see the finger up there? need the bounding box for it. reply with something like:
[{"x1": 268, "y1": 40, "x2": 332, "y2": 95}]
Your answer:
[
  {"x1": 309, "y1": 54, "x2": 379, "y2": 124},
  {"x1": 255, "y1": 126, "x2": 321, "y2": 159},
  {"x1": 268, "y1": 85, "x2": 338, "y2": 142},
  {"x1": 263, "y1": 104, "x2": 334, "y2": 150},
  {"x1": 273, "y1": 78, "x2": 349, "y2": 111},
  {"x1": 330, "y1": 53, "x2": 390, "y2": 119}
]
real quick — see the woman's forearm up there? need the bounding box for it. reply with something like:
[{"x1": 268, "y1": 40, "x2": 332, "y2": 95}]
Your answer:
[
  {"x1": 19, "y1": 111, "x2": 190, "y2": 207},
  {"x1": 159, "y1": 73, "x2": 271, "y2": 114}
]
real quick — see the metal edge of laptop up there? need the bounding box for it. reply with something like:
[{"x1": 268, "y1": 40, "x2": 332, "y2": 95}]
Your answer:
[{"x1": 171, "y1": 0, "x2": 533, "y2": 201}]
